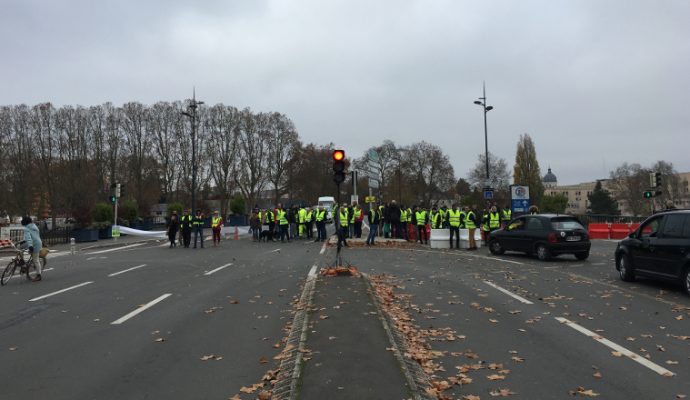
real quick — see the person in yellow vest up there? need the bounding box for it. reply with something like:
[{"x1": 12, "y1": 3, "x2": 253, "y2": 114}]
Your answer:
[
  {"x1": 481, "y1": 206, "x2": 492, "y2": 242},
  {"x1": 439, "y1": 205, "x2": 448, "y2": 229},
  {"x1": 488, "y1": 205, "x2": 501, "y2": 234},
  {"x1": 465, "y1": 205, "x2": 478, "y2": 250},
  {"x1": 193, "y1": 209, "x2": 205, "y2": 249},
  {"x1": 353, "y1": 204, "x2": 363, "y2": 238},
  {"x1": 447, "y1": 204, "x2": 461, "y2": 249},
  {"x1": 430, "y1": 206, "x2": 442, "y2": 229},
  {"x1": 305, "y1": 207, "x2": 314, "y2": 239},
  {"x1": 366, "y1": 204, "x2": 381, "y2": 245},
  {"x1": 180, "y1": 209, "x2": 193, "y2": 248},
  {"x1": 399, "y1": 205, "x2": 408, "y2": 241},
  {"x1": 211, "y1": 210, "x2": 223, "y2": 246},
  {"x1": 276, "y1": 203, "x2": 290, "y2": 243},
  {"x1": 314, "y1": 205, "x2": 327, "y2": 242},
  {"x1": 337, "y1": 203, "x2": 349, "y2": 247},
  {"x1": 298, "y1": 206, "x2": 307, "y2": 239},
  {"x1": 415, "y1": 206, "x2": 428, "y2": 245},
  {"x1": 501, "y1": 205, "x2": 512, "y2": 228}
]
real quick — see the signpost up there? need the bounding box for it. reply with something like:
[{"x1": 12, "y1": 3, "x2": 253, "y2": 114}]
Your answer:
[{"x1": 510, "y1": 185, "x2": 530, "y2": 213}]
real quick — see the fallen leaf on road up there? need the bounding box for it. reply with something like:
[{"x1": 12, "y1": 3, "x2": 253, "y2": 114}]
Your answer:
[
  {"x1": 626, "y1": 337, "x2": 635, "y2": 341},
  {"x1": 511, "y1": 356, "x2": 525, "y2": 363},
  {"x1": 676, "y1": 395, "x2": 686, "y2": 399},
  {"x1": 319, "y1": 315, "x2": 329, "y2": 320},
  {"x1": 154, "y1": 338, "x2": 165, "y2": 342},
  {"x1": 675, "y1": 315, "x2": 684, "y2": 321},
  {"x1": 611, "y1": 351, "x2": 622, "y2": 357},
  {"x1": 229, "y1": 395, "x2": 241, "y2": 400},
  {"x1": 462, "y1": 396, "x2": 481, "y2": 400},
  {"x1": 593, "y1": 371, "x2": 602, "y2": 379},
  {"x1": 666, "y1": 360, "x2": 679, "y2": 365},
  {"x1": 487, "y1": 374, "x2": 506, "y2": 381},
  {"x1": 489, "y1": 319, "x2": 499, "y2": 323},
  {"x1": 488, "y1": 363, "x2": 503, "y2": 370},
  {"x1": 259, "y1": 356, "x2": 269, "y2": 364},
  {"x1": 9, "y1": 347, "x2": 17, "y2": 351},
  {"x1": 258, "y1": 390, "x2": 271, "y2": 399},
  {"x1": 641, "y1": 334, "x2": 653, "y2": 338},
  {"x1": 569, "y1": 386, "x2": 600, "y2": 397},
  {"x1": 201, "y1": 355, "x2": 215, "y2": 361},
  {"x1": 657, "y1": 345, "x2": 666, "y2": 352},
  {"x1": 229, "y1": 299, "x2": 240, "y2": 304},
  {"x1": 490, "y1": 388, "x2": 516, "y2": 397}
]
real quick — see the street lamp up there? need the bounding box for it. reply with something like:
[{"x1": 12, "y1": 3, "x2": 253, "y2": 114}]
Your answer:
[
  {"x1": 181, "y1": 89, "x2": 204, "y2": 215},
  {"x1": 474, "y1": 82, "x2": 493, "y2": 185}
]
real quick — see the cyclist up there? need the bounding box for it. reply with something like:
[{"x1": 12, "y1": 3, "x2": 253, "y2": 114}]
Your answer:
[{"x1": 21, "y1": 216, "x2": 43, "y2": 281}]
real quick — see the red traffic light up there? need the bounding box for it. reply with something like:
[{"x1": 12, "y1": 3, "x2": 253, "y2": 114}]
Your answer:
[{"x1": 333, "y1": 150, "x2": 345, "y2": 161}]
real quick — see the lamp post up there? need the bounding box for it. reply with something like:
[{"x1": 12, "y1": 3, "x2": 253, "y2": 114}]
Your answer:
[
  {"x1": 473, "y1": 82, "x2": 493, "y2": 186},
  {"x1": 182, "y1": 90, "x2": 204, "y2": 215}
]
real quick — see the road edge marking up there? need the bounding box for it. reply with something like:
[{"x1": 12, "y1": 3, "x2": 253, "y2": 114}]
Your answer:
[
  {"x1": 29, "y1": 281, "x2": 94, "y2": 302},
  {"x1": 108, "y1": 264, "x2": 147, "y2": 277},
  {"x1": 87, "y1": 243, "x2": 145, "y2": 255},
  {"x1": 484, "y1": 280, "x2": 534, "y2": 304},
  {"x1": 555, "y1": 317, "x2": 675, "y2": 377},
  {"x1": 204, "y1": 263, "x2": 233, "y2": 276},
  {"x1": 111, "y1": 293, "x2": 172, "y2": 325}
]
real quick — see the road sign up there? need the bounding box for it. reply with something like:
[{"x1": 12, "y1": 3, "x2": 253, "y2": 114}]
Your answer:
[
  {"x1": 367, "y1": 149, "x2": 379, "y2": 162},
  {"x1": 351, "y1": 195, "x2": 359, "y2": 205},
  {"x1": 483, "y1": 189, "x2": 494, "y2": 200},
  {"x1": 368, "y1": 177, "x2": 379, "y2": 189},
  {"x1": 511, "y1": 185, "x2": 530, "y2": 200},
  {"x1": 365, "y1": 196, "x2": 377, "y2": 203}
]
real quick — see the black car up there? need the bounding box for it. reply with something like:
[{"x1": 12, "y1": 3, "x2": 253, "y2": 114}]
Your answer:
[
  {"x1": 615, "y1": 209, "x2": 690, "y2": 295},
  {"x1": 488, "y1": 214, "x2": 591, "y2": 260}
]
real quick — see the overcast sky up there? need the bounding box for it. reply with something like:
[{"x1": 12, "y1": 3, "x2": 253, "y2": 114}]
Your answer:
[{"x1": 2, "y1": 0, "x2": 689, "y2": 185}]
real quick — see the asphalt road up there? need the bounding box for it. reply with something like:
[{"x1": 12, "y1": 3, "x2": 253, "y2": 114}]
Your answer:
[{"x1": 1, "y1": 233, "x2": 689, "y2": 400}]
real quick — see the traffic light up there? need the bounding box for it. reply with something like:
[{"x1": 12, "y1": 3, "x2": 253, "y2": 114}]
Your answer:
[
  {"x1": 655, "y1": 172, "x2": 662, "y2": 188},
  {"x1": 333, "y1": 150, "x2": 346, "y2": 184},
  {"x1": 109, "y1": 195, "x2": 117, "y2": 204},
  {"x1": 115, "y1": 183, "x2": 121, "y2": 197},
  {"x1": 649, "y1": 172, "x2": 657, "y2": 188}
]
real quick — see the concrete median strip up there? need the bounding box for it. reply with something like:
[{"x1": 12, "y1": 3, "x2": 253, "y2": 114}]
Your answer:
[
  {"x1": 111, "y1": 293, "x2": 172, "y2": 325},
  {"x1": 555, "y1": 317, "x2": 676, "y2": 377},
  {"x1": 29, "y1": 281, "x2": 94, "y2": 302}
]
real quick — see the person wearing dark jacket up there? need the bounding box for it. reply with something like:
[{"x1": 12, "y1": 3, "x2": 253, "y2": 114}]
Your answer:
[
  {"x1": 389, "y1": 200, "x2": 401, "y2": 239},
  {"x1": 167, "y1": 212, "x2": 179, "y2": 248}
]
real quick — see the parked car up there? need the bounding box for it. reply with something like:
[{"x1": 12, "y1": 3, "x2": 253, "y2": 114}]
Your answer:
[
  {"x1": 615, "y1": 209, "x2": 690, "y2": 295},
  {"x1": 488, "y1": 214, "x2": 591, "y2": 260}
]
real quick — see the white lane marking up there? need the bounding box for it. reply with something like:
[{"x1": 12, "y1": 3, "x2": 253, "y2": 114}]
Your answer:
[
  {"x1": 87, "y1": 243, "x2": 145, "y2": 255},
  {"x1": 108, "y1": 264, "x2": 147, "y2": 277},
  {"x1": 111, "y1": 293, "x2": 172, "y2": 325},
  {"x1": 555, "y1": 317, "x2": 675, "y2": 376},
  {"x1": 204, "y1": 263, "x2": 233, "y2": 276},
  {"x1": 319, "y1": 241, "x2": 327, "y2": 255},
  {"x1": 484, "y1": 281, "x2": 534, "y2": 304},
  {"x1": 29, "y1": 281, "x2": 94, "y2": 302},
  {"x1": 42, "y1": 268, "x2": 54, "y2": 272},
  {"x1": 308, "y1": 265, "x2": 318, "y2": 277},
  {"x1": 484, "y1": 256, "x2": 524, "y2": 265},
  {"x1": 268, "y1": 248, "x2": 281, "y2": 253},
  {"x1": 86, "y1": 256, "x2": 108, "y2": 261}
]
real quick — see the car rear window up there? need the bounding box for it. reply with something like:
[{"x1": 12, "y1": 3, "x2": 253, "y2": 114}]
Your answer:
[{"x1": 550, "y1": 218, "x2": 584, "y2": 230}]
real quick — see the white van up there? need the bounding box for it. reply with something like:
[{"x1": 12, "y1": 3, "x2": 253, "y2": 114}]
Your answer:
[{"x1": 317, "y1": 196, "x2": 335, "y2": 222}]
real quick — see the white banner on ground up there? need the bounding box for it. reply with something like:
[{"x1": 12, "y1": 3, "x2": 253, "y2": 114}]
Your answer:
[{"x1": 116, "y1": 226, "x2": 167, "y2": 239}]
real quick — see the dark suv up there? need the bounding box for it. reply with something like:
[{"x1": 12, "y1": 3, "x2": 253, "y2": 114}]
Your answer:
[{"x1": 615, "y1": 209, "x2": 690, "y2": 295}]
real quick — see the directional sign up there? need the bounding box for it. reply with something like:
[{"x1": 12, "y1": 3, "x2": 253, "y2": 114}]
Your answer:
[
  {"x1": 365, "y1": 196, "x2": 377, "y2": 203},
  {"x1": 483, "y1": 189, "x2": 494, "y2": 200}
]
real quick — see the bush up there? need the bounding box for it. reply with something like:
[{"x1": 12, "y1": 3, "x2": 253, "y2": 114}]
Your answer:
[
  {"x1": 93, "y1": 202, "x2": 114, "y2": 223},
  {"x1": 230, "y1": 195, "x2": 245, "y2": 215},
  {"x1": 120, "y1": 199, "x2": 138, "y2": 225}
]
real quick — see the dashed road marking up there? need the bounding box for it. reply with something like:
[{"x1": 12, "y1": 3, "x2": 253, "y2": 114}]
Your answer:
[
  {"x1": 108, "y1": 264, "x2": 147, "y2": 277},
  {"x1": 320, "y1": 241, "x2": 327, "y2": 255},
  {"x1": 308, "y1": 265, "x2": 318, "y2": 277},
  {"x1": 204, "y1": 263, "x2": 233, "y2": 276},
  {"x1": 555, "y1": 317, "x2": 675, "y2": 377},
  {"x1": 111, "y1": 293, "x2": 172, "y2": 325},
  {"x1": 29, "y1": 281, "x2": 94, "y2": 302},
  {"x1": 484, "y1": 256, "x2": 524, "y2": 265},
  {"x1": 484, "y1": 281, "x2": 534, "y2": 304}
]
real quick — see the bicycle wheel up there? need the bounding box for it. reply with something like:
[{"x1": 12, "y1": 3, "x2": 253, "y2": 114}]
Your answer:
[
  {"x1": 25, "y1": 258, "x2": 39, "y2": 281},
  {"x1": 1, "y1": 261, "x2": 17, "y2": 286}
]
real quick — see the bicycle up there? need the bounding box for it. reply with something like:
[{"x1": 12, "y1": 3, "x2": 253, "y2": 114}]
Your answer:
[{"x1": 1, "y1": 241, "x2": 45, "y2": 285}]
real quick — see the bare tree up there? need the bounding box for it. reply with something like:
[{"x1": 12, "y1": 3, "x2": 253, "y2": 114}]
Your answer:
[
  {"x1": 608, "y1": 163, "x2": 647, "y2": 216},
  {"x1": 233, "y1": 109, "x2": 269, "y2": 212},
  {"x1": 31, "y1": 103, "x2": 60, "y2": 225},
  {"x1": 265, "y1": 112, "x2": 300, "y2": 204},
  {"x1": 149, "y1": 102, "x2": 182, "y2": 202},
  {"x1": 206, "y1": 105, "x2": 239, "y2": 217}
]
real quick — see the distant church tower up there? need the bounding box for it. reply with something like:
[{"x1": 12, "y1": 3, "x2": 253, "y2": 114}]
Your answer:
[{"x1": 543, "y1": 167, "x2": 558, "y2": 188}]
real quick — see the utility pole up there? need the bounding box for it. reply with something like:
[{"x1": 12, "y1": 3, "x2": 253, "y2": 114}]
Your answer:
[{"x1": 182, "y1": 89, "x2": 204, "y2": 215}]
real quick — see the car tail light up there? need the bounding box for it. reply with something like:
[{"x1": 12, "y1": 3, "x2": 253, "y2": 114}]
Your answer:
[{"x1": 548, "y1": 232, "x2": 558, "y2": 243}]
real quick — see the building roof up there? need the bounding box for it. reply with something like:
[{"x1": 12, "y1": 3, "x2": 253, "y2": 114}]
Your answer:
[{"x1": 543, "y1": 167, "x2": 557, "y2": 183}]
